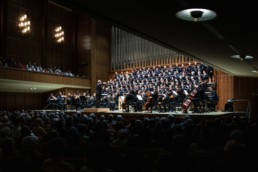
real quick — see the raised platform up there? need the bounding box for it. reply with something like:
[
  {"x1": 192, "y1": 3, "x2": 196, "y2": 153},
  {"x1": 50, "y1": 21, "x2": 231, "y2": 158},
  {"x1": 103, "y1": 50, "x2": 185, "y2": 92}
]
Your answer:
[
  {"x1": 96, "y1": 110, "x2": 236, "y2": 118},
  {"x1": 83, "y1": 108, "x2": 110, "y2": 113},
  {"x1": 33, "y1": 109, "x2": 239, "y2": 119}
]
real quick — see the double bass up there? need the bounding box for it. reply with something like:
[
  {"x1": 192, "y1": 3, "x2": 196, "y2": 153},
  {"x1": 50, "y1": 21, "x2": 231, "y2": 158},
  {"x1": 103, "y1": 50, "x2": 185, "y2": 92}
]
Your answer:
[
  {"x1": 144, "y1": 91, "x2": 152, "y2": 107},
  {"x1": 181, "y1": 81, "x2": 206, "y2": 112}
]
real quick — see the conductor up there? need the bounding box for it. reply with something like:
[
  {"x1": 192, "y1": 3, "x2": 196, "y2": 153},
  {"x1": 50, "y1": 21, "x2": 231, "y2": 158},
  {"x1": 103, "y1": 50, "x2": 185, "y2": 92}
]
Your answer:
[{"x1": 96, "y1": 80, "x2": 102, "y2": 107}]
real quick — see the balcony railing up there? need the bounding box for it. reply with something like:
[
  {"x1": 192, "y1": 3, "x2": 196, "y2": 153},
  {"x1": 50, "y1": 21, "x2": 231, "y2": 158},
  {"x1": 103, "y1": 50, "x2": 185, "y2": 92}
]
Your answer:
[{"x1": 0, "y1": 67, "x2": 91, "y2": 87}]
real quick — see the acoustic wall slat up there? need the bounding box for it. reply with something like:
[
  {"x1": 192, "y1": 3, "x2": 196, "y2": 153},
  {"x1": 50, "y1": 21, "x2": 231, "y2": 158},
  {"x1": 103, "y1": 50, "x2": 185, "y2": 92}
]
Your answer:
[
  {"x1": 233, "y1": 76, "x2": 258, "y2": 111},
  {"x1": 212, "y1": 69, "x2": 234, "y2": 111}
]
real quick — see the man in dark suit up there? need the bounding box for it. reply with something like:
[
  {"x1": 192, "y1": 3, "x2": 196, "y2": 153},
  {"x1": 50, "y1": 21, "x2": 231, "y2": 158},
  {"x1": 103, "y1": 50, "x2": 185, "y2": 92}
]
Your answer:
[{"x1": 96, "y1": 80, "x2": 102, "y2": 107}]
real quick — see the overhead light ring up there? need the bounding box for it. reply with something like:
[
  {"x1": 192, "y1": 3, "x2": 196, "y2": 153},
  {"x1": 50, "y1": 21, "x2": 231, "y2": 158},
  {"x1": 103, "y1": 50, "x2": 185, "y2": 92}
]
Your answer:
[{"x1": 176, "y1": 8, "x2": 217, "y2": 22}]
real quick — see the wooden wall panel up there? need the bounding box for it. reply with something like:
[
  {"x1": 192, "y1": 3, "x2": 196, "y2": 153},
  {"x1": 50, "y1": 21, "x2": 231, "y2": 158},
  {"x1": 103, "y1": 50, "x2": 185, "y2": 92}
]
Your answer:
[
  {"x1": 214, "y1": 69, "x2": 234, "y2": 111},
  {"x1": 6, "y1": 0, "x2": 44, "y2": 64},
  {"x1": 77, "y1": 14, "x2": 91, "y2": 77},
  {"x1": 0, "y1": 92, "x2": 43, "y2": 110},
  {"x1": 214, "y1": 70, "x2": 258, "y2": 112},
  {"x1": 90, "y1": 19, "x2": 111, "y2": 93},
  {"x1": 233, "y1": 76, "x2": 258, "y2": 111},
  {"x1": 234, "y1": 76, "x2": 258, "y2": 98},
  {"x1": 95, "y1": 21, "x2": 111, "y2": 82},
  {"x1": 46, "y1": 2, "x2": 75, "y2": 72},
  {"x1": 0, "y1": 0, "x2": 6, "y2": 57}
]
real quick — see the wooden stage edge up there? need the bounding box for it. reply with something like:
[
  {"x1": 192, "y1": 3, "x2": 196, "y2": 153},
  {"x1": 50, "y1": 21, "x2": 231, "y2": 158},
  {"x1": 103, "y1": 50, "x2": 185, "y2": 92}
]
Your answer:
[{"x1": 32, "y1": 109, "x2": 246, "y2": 118}]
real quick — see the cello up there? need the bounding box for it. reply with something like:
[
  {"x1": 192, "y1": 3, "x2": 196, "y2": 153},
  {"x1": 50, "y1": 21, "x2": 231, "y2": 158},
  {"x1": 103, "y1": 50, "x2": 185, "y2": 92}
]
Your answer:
[
  {"x1": 144, "y1": 91, "x2": 152, "y2": 110},
  {"x1": 144, "y1": 91, "x2": 151, "y2": 105}
]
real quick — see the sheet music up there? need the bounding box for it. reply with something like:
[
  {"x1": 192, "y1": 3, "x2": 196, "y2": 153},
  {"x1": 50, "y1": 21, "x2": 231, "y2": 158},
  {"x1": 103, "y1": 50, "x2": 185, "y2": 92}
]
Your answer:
[{"x1": 137, "y1": 95, "x2": 143, "y2": 101}]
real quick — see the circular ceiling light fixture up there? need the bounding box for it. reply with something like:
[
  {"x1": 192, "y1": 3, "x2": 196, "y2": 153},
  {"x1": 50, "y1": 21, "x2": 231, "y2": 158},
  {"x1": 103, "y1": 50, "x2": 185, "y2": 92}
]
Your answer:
[
  {"x1": 176, "y1": 8, "x2": 217, "y2": 22},
  {"x1": 231, "y1": 54, "x2": 241, "y2": 59},
  {"x1": 245, "y1": 55, "x2": 254, "y2": 60},
  {"x1": 231, "y1": 54, "x2": 254, "y2": 61}
]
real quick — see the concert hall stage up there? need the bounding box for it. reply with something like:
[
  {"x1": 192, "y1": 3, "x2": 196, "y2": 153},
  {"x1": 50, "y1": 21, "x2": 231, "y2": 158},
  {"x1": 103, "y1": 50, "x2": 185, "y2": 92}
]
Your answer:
[{"x1": 33, "y1": 109, "x2": 239, "y2": 119}]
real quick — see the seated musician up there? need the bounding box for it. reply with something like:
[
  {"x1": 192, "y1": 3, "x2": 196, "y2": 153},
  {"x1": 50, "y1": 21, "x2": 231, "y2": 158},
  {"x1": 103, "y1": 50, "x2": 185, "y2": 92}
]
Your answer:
[
  {"x1": 136, "y1": 90, "x2": 144, "y2": 111},
  {"x1": 108, "y1": 94, "x2": 116, "y2": 111},
  {"x1": 47, "y1": 93, "x2": 58, "y2": 109},
  {"x1": 167, "y1": 91, "x2": 176, "y2": 111},
  {"x1": 87, "y1": 93, "x2": 96, "y2": 108},
  {"x1": 157, "y1": 92, "x2": 167, "y2": 112},
  {"x1": 100, "y1": 95, "x2": 109, "y2": 108},
  {"x1": 80, "y1": 92, "x2": 87, "y2": 108},
  {"x1": 73, "y1": 93, "x2": 81, "y2": 110},
  {"x1": 224, "y1": 98, "x2": 233, "y2": 112},
  {"x1": 175, "y1": 86, "x2": 183, "y2": 107},
  {"x1": 57, "y1": 91, "x2": 67, "y2": 110},
  {"x1": 145, "y1": 90, "x2": 158, "y2": 112},
  {"x1": 119, "y1": 92, "x2": 126, "y2": 110},
  {"x1": 85, "y1": 93, "x2": 91, "y2": 107},
  {"x1": 66, "y1": 92, "x2": 73, "y2": 106},
  {"x1": 123, "y1": 90, "x2": 137, "y2": 112}
]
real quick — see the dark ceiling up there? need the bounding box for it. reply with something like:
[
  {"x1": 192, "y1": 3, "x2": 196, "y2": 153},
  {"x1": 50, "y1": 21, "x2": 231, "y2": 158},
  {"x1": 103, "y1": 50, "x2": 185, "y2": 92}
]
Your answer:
[{"x1": 54, "y1": 0, "x2": 258, "y2": 77}]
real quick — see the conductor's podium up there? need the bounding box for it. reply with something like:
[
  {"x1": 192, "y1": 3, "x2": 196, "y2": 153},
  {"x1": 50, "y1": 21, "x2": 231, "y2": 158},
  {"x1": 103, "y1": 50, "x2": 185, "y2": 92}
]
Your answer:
[{"x1": 83, "y1": 108, "x2": 110, "y2": 113}]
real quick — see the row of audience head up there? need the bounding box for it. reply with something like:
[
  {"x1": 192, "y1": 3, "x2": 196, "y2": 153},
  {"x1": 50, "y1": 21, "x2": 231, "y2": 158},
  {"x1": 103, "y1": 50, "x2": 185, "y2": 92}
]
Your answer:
[
  {"x1": 0, "y1": 110, "x2": 255, "y2": 172},
  {"x1": 0, "y1": 56, "x2": 85, "y2": 78},
  {"x1": 26, "y1": 62, "x2": 74, "y2": 77}
]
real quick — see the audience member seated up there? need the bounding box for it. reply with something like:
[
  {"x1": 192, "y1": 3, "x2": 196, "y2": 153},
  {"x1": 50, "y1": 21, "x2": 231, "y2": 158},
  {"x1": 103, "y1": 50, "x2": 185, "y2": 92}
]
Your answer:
[
  {"x1": 0, "y1": 56, "x2": 17, "y2": 68},
  {"x1": 0, "y1": 110, "x2": 255, "y2": 172},
  {"x1": 0, "y1": 56, "x2": 82, "y2": 77}
]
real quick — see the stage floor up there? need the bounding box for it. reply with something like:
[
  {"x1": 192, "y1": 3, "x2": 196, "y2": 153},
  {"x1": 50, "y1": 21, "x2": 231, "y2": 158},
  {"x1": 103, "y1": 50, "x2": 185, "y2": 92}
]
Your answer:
[{"x1": 32, "y1": 109, "x2": 238, "y2": 118}]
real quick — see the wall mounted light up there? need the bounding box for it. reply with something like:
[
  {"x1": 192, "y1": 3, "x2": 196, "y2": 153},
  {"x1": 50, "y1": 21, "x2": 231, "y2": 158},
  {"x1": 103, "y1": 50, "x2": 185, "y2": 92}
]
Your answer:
[
  {"x1": 18, "y1": 14, "x2": 31, "y2": 34},
  {"x1": 54, "y1": 26, "x2": 64, "y2": 43}
]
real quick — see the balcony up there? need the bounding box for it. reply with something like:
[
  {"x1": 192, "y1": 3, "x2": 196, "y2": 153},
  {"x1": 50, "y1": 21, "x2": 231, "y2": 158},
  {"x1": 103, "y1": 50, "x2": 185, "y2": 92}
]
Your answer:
[{"x1": 0, "y1": 67, "x2": 91, "y2": 93}]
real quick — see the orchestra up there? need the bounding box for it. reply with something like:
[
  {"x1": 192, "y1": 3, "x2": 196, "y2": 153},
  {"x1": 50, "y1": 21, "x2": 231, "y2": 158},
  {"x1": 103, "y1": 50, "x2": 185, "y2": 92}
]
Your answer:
[{"x1": 46, "y1": 63, "x2": 218, "y2": 112}]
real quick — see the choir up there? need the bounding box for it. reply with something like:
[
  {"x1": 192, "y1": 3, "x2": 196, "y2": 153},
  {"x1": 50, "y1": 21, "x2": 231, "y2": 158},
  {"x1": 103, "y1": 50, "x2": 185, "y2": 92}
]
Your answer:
[{"x1": 46, "y1": 62, "x2": 218, "y2": 112}]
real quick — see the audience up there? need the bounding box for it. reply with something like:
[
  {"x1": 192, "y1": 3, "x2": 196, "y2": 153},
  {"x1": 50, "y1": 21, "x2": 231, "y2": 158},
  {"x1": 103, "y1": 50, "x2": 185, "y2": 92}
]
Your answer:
[
  {"x1": 0, "y1": 56, "x2": 77, "y2": 77},
  {"x1": 0, "y1": 110, "x2": 255, "y2": 172}
]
